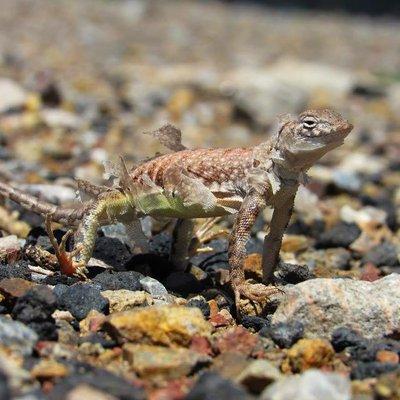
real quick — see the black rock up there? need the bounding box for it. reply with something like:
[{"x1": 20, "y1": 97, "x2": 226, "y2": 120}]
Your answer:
[
  {"x1": 149, "y1": 232, "x2": 172, "y2": 256},
  {"x1": 331, "y1": 327, "x2": 366, "y2": 352},
  {"x1": 11, "y1": 286, "x2": 58, "y2": 340},
  {"x1": 274, "y1": 263, "x2": 315, "y2": 284},
  {"x1": 260, "y1": 321, "x2": 304, "y2": 348},
  {"x1": 48, "y1": 363, "x2": 145, "y2": 400},
  {"x1": 316, "y1": 222, "x2": 361, "y2": 248},
  {"x1": 185, "y1": 372, "x2": 249, "y2": 400},
  {"x1": 362, "y1": 242, "x2": 399, "y2": 267},
  {"x1": 287, "y1": 219, "x2": 325, "y2": 238},
  {"x1": 56, "y1": 283, "x2": 109, "y2": 320},
  {"x1": 0, "y1": 260, "x2": 31, "y2": 280},
  {"x1": 191, "y1": 239, "x2": 229, "y2": 271},
  {"x1": 187, "y1": 297, "x2": 211, "y2": 318},
  {"x1": 360, "y1": 194, "x2": 398, "y2": 231},
  {"x1": 92, "y1": 236, "x2": 132, "y2": 269},
  {"x1": 92, "y1": 271, "x2": 143, "y2": 291},
  {"x1": 241, "y1": 315, "x2": 270, "y2": 332},
  {"x1": 163, "y1": 272, "x2": 206, "y2": 297},
  {"x1": 0, "y1": 372, "x2": 10, "y2": 400},
  {"x1": 351, "y1": 362, "x2": 399, "y2": 380},
  {"x1": 349, "y1": 339, "x2": 400, "y2": 362}
]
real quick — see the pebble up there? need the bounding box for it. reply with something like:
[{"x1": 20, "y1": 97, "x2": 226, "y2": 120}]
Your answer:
[
  {"x1": 0, "y1": 316, "x2": 38, "y2": 355},
  {"x1": 103, "y1": 305, "x2": 212, "y2": 346},
  {"x1": 139, "y1": 276, "x2": 170, "y2": 301},
  {"x1": 316, "y1": 222, "x2": 361, "y2": 248},
  {"x1": 260, "y1": 369, "x2": 351, "y2": 400},
  {"x1": 241, "y1": 315, "x2": 270, "y2": 332},
  {"x1": 92, "y1": 237, "x2": 132, "y2": 269},
  {"x1": 56, "y1": 283, "x2": 109, "y2": 320},
  {"x1": 187, "y1": 296, "x2": 211, "y2": 318},
  {"x1": 274, "y1": 263, "x2": 314, "y2": 284},
  {"x1": 123, "y1": 343, "x2": 211, "y2": 380},
  {"x1": 362, "y1": 242, "x2": 399, "y2": 267},
  {"x1": 11, "y1": 286, "x2": 58, "y2": 340},
  {"x1": 0, "y1": 278, "x2": 36, "y2": 299},
  {"x1": 236, "y1": 359, "x2": 282, "y2": 394},
  {"x1": 260, "y1": 321, "x2": 304, "y2": 348},
  {"x1": 163, "y1": 272, "x2": 206, "y2": 297},
  {"x1": 281, "y1": 338, "x2": 335, "y2": 373},
  {"x1": 101, "y1": 290, "x2": 153, "y2": 313},
  {"x1": 0, "y1": 372, "x2": 10, "y2": 400},
  {"x1": 331, "y1": 327, "x2": 365, "y2": 352},
  {"x1": 92, "y1": 271, "x2": 143, "y2": 291},
  {"x1": 186, "y1": 372, "x2": 250, "y2": 400},
  {"x1": 0, "y1": 79, "x2": 27, "y2": 113},
  {"x1": 272, "y1": 274, "x2": 400, "y2": 339}
]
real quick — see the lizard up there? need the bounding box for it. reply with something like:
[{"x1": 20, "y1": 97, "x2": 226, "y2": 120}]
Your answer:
[{"x1": 0, "y1": 108, "x2": 352, "y2": 311}]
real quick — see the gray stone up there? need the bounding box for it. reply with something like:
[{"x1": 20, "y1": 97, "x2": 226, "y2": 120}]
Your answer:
[
  {"x1": 0, "y1": 79, "x2": 27, "y2": 113},
  {"x1": 272, "y1": 274, "x2": 400, "y2": 339},
  {"x1": 139, "y1": 277, "x2": 171, "y2": 302},
  {"x1": 261, "y1": 369, "x2": 351, "y2": 400},
  {"x1": 0, "y1": 316, "x2": 38, "y2": 355}
]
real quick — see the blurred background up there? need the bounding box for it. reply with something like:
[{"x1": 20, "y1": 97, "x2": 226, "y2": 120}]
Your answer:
[{"x1": 0, "y1": 0, "x2": 399, "y2": 191}]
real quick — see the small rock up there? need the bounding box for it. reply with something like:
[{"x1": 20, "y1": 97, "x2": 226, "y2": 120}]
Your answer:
[
  {"x1": 376, "y1": 350, "x2": 399, "y2": 364},
  {"x1": 92, "y1": 271, "x2": 143, "y2": 291},
  {"x1": 215, "y1": 327, "x2": 260, "y2": 356},
  {"x1": 47, "y1": 366, "x2": 145, "y2": 400},
  {"x1": 362, "y1": 242, "x2": 399, "y2": 267},
  {"x1": 186, "y1": 371, "x2": 249, "y2": 400},
  {"x1": 163, "y1": 272, "x2": 205, "y2": 297},
  {"x1": 281, "y1": 338, "x2": 335, "y2": 373},
  {"x1": 260, "y1": 369, "x2": 351, "y2": 400},
  {"x1": 103, "y1": 305, "x2": 212, "y2": 346},
  {"x1": 351, "y1": 362, "x2": 399, "y2": 380},
  {"x1": 123, "y1": 344, "x2": 211, "y2": 379},
  {"x1": 11, "y1": 285, "x2": 58, "y2": 340},
  {"x1": 0, "y1": 235, "x2": 22, "y2": 263},
  {"x1": 316, "y1": 222, "x2": 361, "y2": 249},
  {"x1": 187, "y1": 296, "x2": 211, "y2": 318},
  {"x1": 0, "y1": 278, "x2": 36, "y2": 299},
  {"x1": 92, "y1": 237, "x2": 132, "y2": 269},
  {"x1": 274, "y1": 263, "x2": 314, "y2": 284},
  {"x1": 65, "y1": 384, "x2": 117, "y2": 400},
  {"x1": 332, "y1": 170, "x2": 362, "y2": 192},
  {"x1": 0, "y1": 316, "x2": 38, "y2": 355},
  {"x1": 272, "y1": 275, "x2": 400, "y2": 339},
  {"x1": 260, "y1": 321, "x2": 304, "y2": 348},
  {"x1": 331, "y1": 327, "x2": 365, "y2": 352},
  {"x1": 57, "y1": 283, "x2": 109, "y2": 320},
  {"x1": 298, "y1": 248, "x2": 351, "y2": 272},
  {"x1": 101, "y1": 290, "x2": 153, "y2": 313},
  {"x1": 241, "y1": 315, "x2": 270, "y2": 332},
  {"x1": 0, "y1": 261, "x2": 31, "y2": 280},
  {"x1": 40, "y1": 109, "x2": 81, "y2": 129},
  {"x1": 281, "y1": 234, "x2": 311, "y2": 252},
  {"x1": 236, "y1": 359, "x2": 282, "y2": 394},
  {"x1": 0, "y1": 79, "x2": 27, "y2": 113},
  {"x1": 139, "y1": 276, "x2": 170, "y2": 302},
  {"x1": 31, "y1": 359, "x2": 69, "y2": 380}
]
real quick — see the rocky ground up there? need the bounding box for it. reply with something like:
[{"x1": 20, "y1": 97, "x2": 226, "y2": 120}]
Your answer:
[{"x1": 0, "y1": 0, "x2": 399, "y2": 399}]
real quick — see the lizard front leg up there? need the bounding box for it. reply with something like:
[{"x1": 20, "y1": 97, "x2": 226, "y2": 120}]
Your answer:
[
  {"x1": 262, "y1": 192, "x2": 296, "y2": 283},
  {"x1": 228, "y1": 191, "x2": 280, "y2": 313}
]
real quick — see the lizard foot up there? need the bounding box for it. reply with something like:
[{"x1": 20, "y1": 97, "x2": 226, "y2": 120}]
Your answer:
[
  {"x1": 233, "y1": 280, "x2": 283, "y2": 317},
  {"x1": 45, "y1": 215, "x2": 88, "y2": 279}
]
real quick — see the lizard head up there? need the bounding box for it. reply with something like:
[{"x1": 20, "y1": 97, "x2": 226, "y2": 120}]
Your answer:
[{"x1": 276, "y1": 108, "x2": 353, "y2": 169}]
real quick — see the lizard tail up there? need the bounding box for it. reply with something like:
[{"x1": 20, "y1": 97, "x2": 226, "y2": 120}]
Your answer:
[{"x1": 0, "y1": 181, "x2": 90, "y2": 226}]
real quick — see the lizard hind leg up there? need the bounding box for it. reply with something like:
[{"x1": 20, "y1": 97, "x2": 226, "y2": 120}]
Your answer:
[{"x1": 45, "y1": 215, "x2": 87, "y2": 278}]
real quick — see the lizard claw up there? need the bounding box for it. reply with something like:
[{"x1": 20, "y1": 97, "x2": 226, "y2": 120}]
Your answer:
[
  {"x1": 233, "y1": 280, "x2": 283, "y2": 317},
  {"x1": 45, "y1": 215, "x2": 88, "y2": 279}
]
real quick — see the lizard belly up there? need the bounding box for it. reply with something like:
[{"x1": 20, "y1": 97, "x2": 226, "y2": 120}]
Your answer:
[{"x1": 135, "y1": 191, "x2": 243, "y2": 219}]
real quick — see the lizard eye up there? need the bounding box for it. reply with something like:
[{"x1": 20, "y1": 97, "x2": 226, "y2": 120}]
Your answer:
[{"x1": 302, "y1": 117, "x2": 317, "y2": 130}]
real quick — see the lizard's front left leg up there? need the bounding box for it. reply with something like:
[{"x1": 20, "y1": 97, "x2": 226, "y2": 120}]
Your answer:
[{"x1": 228, "y1": 191, "x2": 281, "y2": 313}]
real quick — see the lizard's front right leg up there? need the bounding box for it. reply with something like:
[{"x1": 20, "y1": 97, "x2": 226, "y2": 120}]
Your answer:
[{"x1": 228, "y1": 191, "x2": 281, "y2": 315}]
